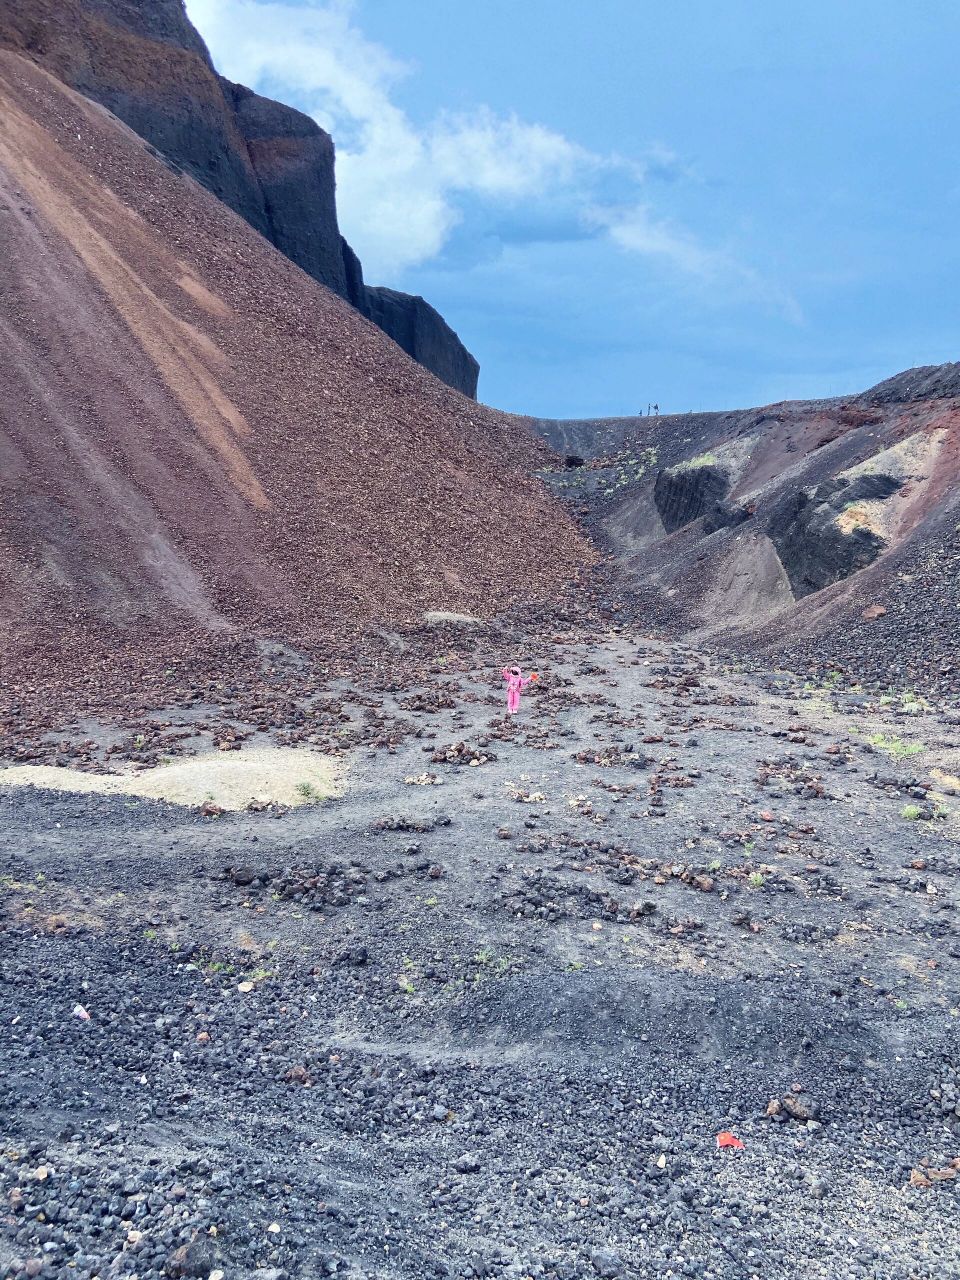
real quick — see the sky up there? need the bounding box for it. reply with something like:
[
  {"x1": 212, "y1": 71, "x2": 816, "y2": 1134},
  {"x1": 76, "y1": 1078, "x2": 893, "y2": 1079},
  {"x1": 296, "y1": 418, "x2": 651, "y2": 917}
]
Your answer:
[{"x1": 185, "y1": 0, "x2": 960, "y2": 418}]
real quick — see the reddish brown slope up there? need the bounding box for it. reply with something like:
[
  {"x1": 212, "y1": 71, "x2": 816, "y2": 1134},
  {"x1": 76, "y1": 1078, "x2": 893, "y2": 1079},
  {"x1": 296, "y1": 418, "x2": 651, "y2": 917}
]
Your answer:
[
  {"x1": 0, "y1": 52, "x2": 589, "y2": 674},
  {"x1": 0, "y1": 0, "x2": 479, "y2": 395}
]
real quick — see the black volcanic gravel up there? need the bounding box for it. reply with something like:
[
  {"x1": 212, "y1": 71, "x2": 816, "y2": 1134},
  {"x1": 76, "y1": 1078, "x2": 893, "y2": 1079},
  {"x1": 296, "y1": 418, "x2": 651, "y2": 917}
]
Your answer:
[{"x1": 2, "y1": 633, "x2": 959, "y2": 1279}]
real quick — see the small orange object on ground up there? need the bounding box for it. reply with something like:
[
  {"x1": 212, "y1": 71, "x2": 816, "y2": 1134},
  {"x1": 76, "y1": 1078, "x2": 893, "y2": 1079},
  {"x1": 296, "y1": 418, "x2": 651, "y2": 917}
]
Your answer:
[{"x1": 716, "y1": 1131, "x2": 745, "y2": 1150}]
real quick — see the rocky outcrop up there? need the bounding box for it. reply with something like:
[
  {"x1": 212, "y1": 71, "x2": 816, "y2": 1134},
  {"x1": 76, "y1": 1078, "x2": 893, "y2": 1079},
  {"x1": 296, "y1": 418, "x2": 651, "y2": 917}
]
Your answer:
[
  {"x1": 221, "y1": 78, "x2": 350, "y2": 299},
  {"x1": 531, "y1": 363, "x2": 960, "y2": 688},
  {"x1": 653, "y1": 461, "x2": 731, "y2": 533},
  {"x1": 768, "y1": 472, "x2": 902, "y2": 598},
  {"x1": 0, "y1": 0, "x2": 479, "y2": 396},
  {"x1": 361, "y1": 288, "x2": 480, "y2": 401},
  {"x1": 340, "y1": 240, "x2": 479, "y2": 397},
  {"x1": 0, "y1": 0, "x2": 271, "y2": 228}
]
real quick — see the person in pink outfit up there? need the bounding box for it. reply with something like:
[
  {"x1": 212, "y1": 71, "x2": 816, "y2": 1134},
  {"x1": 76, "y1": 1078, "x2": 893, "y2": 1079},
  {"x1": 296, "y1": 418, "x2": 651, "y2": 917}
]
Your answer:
[{"x1": 502, "y1": 666, "x2": 538, "y2": 714}]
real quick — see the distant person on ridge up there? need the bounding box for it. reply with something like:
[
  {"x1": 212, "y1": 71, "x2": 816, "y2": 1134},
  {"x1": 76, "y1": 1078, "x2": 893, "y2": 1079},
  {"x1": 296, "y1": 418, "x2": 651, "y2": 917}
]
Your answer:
[{"x1": 502, "y1": 666, "x2": 538, "y2": 715}]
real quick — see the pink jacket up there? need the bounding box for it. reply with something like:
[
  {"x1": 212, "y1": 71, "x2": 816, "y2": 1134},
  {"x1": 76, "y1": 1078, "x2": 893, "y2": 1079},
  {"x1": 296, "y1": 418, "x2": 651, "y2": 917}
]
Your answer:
[{"x1": 502, "y1": 668, "x2": 532, "y2": 695}]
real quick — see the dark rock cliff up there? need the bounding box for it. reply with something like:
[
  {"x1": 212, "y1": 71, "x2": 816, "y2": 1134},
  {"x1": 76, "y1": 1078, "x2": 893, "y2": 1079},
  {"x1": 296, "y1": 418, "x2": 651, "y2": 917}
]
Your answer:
[
  {"x1": 653, "y1": 461, "x2": 731, "y2": 534},
  {"x1": 0, "y1": 0, "x2": 479, "y2": 396},
  {"x1": 222, "y1": 78, "x2": 350, "y2": 300},
  {"x1": 767, "y1": 471, "x2": 902, "y2": 598},
  {"x1": 331, "y1": 240, "x2": 477, "y2": 394},
  {"x1": 361, "y1": 287, "x2": 480, "y2": 401}
]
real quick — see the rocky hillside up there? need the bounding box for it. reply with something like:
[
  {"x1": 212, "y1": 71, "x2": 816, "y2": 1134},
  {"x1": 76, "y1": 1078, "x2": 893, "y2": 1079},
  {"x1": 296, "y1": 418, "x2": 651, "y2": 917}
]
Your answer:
[
  {"x1": 530, "y1": 363, "x2": 960, "y2": 693},
  {"x1": 0, "y1": 49, "x2": 587, "y2": 682},
  {"x1": 0, "y1": 0, "x2": 480, "y2": 396}
]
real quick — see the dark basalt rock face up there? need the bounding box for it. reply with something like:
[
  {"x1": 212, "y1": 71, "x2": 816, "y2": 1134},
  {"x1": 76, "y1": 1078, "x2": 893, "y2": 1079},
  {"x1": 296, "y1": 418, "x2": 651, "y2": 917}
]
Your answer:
[
  {"x1": 768, "y1": 472, "x2": 902, "y2": 598},
  {"x1": 340, "y1": 236, "x2": 367, "y2": 310},
  {"x1": 702, "y1": 500, "x2": 751, "y2": 536},
  {"x1": 653, "y1": 463, "x2": 731, "y2": 533},
  {"x1": 0, "y1": 0, "x2": 479, "y2": 396},
  {"x1": 2, "y1": 0, "x2": 276, "y2": 234},
  {"x1": 222, "y1": 78, "x2": 350, "y2": 299},
  {"x1": 337, "y1": 242, "x2": 479, "y2": 397},
  {"x1": 361, "y1": 288, "x2": 481, "y2": 401}
]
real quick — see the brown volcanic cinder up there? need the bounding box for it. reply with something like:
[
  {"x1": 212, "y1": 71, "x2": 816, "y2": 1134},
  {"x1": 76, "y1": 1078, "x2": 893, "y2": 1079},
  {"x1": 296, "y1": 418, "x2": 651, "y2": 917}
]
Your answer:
[{"x1": 0, "y1": 51, "x2": 592, "y2": 683}]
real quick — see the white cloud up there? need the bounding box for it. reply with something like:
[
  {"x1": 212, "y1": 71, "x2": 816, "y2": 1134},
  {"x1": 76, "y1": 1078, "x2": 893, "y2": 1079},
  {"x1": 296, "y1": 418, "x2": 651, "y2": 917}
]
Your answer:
[
  {"x1": 427, "y1": 109, "x2": 590, "y2": 197},
  {"x1": 186, "y1": 0, "x2": 794, "y2": 315},
  {"x1": 588, "y1": 204, "x2": 722, "y2": 277},
  {"x1": 336, "y1": 106, "x2": 592, "y2": 275},
  {"x1": 588, "y1": 204, "x2": 802, "y2": 321},
  {"x1": 187, "y1": 0, "x2": 589, "y2": 274}
]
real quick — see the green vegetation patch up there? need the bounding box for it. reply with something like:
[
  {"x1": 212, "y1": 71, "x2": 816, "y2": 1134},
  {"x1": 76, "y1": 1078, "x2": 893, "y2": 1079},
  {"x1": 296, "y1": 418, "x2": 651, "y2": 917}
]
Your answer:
[{"x1": 869, "y1": 734, "x2": 923, "y2": 759}]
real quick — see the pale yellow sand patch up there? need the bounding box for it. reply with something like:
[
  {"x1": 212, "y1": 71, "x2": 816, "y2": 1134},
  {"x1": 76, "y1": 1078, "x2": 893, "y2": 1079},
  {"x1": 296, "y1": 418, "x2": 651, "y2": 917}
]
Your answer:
[
  {"x1": 422, "y1": 610, "x2": 481, "y2": 625},
  {"x1": 0, "y1": 748, "x2": 343, "y2": 811}
]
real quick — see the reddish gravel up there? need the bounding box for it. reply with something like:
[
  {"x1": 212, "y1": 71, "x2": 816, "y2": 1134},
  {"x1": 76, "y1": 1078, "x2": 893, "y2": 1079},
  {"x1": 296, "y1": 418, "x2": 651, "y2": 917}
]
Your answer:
[{"x1": 0, "y1": 52, "x2": 592, "y2": 710}]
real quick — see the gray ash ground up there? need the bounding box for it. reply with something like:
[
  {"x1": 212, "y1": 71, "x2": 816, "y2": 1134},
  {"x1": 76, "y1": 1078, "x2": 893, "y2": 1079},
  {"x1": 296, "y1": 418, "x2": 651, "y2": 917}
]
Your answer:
[{"x1": 2, "y1": 633, "x2": 960, "y2": 1279}]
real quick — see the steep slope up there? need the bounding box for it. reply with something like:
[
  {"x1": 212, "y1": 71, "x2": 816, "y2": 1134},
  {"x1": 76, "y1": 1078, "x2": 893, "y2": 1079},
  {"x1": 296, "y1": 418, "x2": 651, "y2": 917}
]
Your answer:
[
  {"x1": 0, "y1": 0, "x2": 480, "y2": 396},
  {"x1": 0, "y1": 52, "x2": 587, "y2": 678},
  {"x1": 530, "y1": 365, "x2": 960, "y2": 691}
]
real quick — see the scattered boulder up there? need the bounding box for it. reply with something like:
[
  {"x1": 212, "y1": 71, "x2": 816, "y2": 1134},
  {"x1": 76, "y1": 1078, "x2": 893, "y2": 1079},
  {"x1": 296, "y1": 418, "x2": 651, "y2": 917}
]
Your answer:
[
  {"x1": 165, "y1": 1237, "x2": 218, "y2": 1278},
  {"x1": 591, "y1": 1247, "x2": 625, "y2": 1277}
]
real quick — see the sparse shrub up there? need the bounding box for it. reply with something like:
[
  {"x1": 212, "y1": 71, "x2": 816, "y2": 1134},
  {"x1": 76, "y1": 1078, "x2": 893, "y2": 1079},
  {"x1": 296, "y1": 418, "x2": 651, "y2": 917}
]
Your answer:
[
  {"x1": 472, "y1": 947, "x2": 517, "y2": 978},
  {"x1": 870, "y1": 735, "x2": 923, "y2": 759},
  {"x1": 674, "y1": 451, "x2": 718, "y2": 470}
]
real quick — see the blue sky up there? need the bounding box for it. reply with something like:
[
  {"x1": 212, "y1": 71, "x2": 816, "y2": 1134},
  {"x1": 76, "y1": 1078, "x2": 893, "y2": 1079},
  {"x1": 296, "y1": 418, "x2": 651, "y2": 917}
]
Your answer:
[{"x1": 186, "y1": 0, "x2": 959, "y2": 416}]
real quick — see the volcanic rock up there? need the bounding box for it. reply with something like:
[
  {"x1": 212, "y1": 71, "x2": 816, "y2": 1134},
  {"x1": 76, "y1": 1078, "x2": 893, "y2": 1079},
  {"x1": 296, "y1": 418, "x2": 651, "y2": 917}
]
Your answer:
[
  {"x1": 0, "y1": 0, "x2": 479, "y2": 393},
  {"x1": 0, "y1": 47, "x2": 589, "y2": 684}
]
